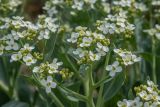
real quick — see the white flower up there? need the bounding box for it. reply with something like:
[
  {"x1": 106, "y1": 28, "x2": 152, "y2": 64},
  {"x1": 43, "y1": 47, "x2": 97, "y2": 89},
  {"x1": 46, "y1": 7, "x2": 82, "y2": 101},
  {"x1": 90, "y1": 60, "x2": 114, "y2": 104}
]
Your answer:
[
  {"x1": 106, "y1": 61, "x2": 122, "y2": 77},
  {"x1": 113, "y1": 0, "x2": 132, "y2": 7},
  {"x1": 126, "y1": 24, "x2": 135, "y2": 31},
  {"x1": 98, "y1": 23, "x2": 116, "y2": 34},
  {"x1": 48, "y1": 58, "x2": 63, "y2": 74},
  {"x1": 11, "y1": 52, "x2": 22, "y2": 61},
  {"x1": 5, "y1": 40, "x2": 19, "y2": 51},
  {"x1": 122, "y1": 54, "x2": 141, "y2": 66},
  {"x1": 11, "y1": 30, "x2": 19, "y2": 40},
  {"x1": 37, "y1": 16, "x2": 58, "y2": 33},
  {"x1": 33, "y1": 66, "x2": 40, "y2": 73},
  {"x1": 134, "y1": 3, "x2": 148, "y2": 12},
  {"x1": 73, "y1": 48, "x2": 86, "y2": 58},
  {"x1": 52, "y1": 58, "x2": 63, "y2": 66},
  {"x1": 93, "y1": 33, "x2": 105, "y2": 39},
  {"x1": 67, "y1": 32, "x2": 79, "y2": 43},
  {"x1": 155, "y1": 33, "x2": 160, "y2": 40},
  {"x1": 85, "y1": 0, "x2": 96, "y2": 8},
  {"x1": 147, "y1": 80, "x2": 154, "y2": 87},
  {"x1": 20, "y1": 44, "x2": 34, "y2": 52},
  {"x1": 47, "y1": 6, "x2": 58, "y2": 17},
  {"x1": 72, "y1": 0, "x2": 84, "y2": 10},
  {"x1": 114, "y1": 49, "x2": 141, "y2": 66},
  {"x1": 23, "y1": 54, "x2": 37, "y2": 66},
  {"x1": 75, "y1": 26, "x2": 87, "y2": 31},
  {"x1": 80, "y1": 37, "x2": 93, "y2": 47},
  {"x1": 32, "y1": 58, "x2": 62, "y2": 74},
  {"x1": 138, "y1": 91, "x2": 150, "y2": 100},
  {"x1": 41, "y1": 76, "x2": 57, "y2": 93},
  {"x1": 89, "y1": 51, "x2": 101, "y2": 61},
  {"x1": 117, "y1": 97, "x2": 143, "y2": 107},
  {"x1": 38, "y1": 29, "x2": 50, "y2": 40},
  {"x1": 47, "y1": 22, "x2": 59, "y2": 33},
  {"x1": 117, "y1": 100, "x2": 127, "y2": 107},
  {"x1": 96, "y1": 42, "x2": 109, "y2": 56},
  {"x1": 51, "y1": 0, "x2": 63, "y2": 4}
]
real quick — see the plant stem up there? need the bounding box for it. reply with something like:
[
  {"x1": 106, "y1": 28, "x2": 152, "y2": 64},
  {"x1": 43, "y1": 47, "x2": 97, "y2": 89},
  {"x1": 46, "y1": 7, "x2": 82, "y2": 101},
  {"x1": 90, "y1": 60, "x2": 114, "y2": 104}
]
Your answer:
[
  {"x1": 61, "y1": 47, "x2": 83, "y2": 82},
  {"x1": 84, "y1": 64, "x2": 95, "y2": 107},
  {"x1": 149, "y1": 0, "x2": 157, "y2": 84},
  {"x1": 59, "y1": 86, "x2": 87, "y2": 101},
  {"x1": 152, "y1": 38, "x2": 157, "y2": 84},
  {"x1": 96, "y1": 52, "x2": 110, "y2": 107},
  {"x1": 94, "y1": 76, "x2": 112, "y2": 89},
  {"x1": 44, "y1": 32, "x2": 58, "y2": 61},
  {"x1": 50, "y1": 93, "x2": 64, "y2": 107}
]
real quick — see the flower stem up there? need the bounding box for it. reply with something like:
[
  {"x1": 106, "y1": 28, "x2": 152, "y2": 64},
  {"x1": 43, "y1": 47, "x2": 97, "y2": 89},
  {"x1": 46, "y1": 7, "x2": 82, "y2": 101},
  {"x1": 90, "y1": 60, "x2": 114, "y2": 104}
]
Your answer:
[
  {"x1": 96, "y1": 52, "x2": 110, "y2": 107},
  {"x1": 59, "y1": 86, "x2": 87, "y2": 101},
  {"x1": 60, "y1": 47, "x2": 83, "y2": 82},
  {"x1": 152, "y1": 38, "x2": 157, "y2": 84},
  {"x1": 84, "y1": 64, "x2": 95, "y2": 107},
  {"x1": 149, "y1": 0, "x2": 157, "y2": 84},
  {"x1": 94, "y1": 76, "x2": 112, "y2": 89},
  {"x1": 49, "y1": 93, "x2": 64, "y2": 107}
]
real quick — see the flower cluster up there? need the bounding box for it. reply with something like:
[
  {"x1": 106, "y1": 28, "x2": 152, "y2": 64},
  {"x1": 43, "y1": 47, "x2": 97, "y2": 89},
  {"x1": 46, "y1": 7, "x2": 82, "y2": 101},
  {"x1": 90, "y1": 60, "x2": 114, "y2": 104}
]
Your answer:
[
  {"x1": 67, "y1": 26, "x2": 110, "y2": 64},
  {"x1": 113, "y1": 0, "x2": 148, "y2": 12},
  {"x1": 117, "y1": 80, "x2": 160, "y2": 107},
  {"x1": 11, "y1": 44, "x2": 41, "y2": 66},
  {"x1": 0, "y1": 15, "x2": 59, "y2": 58},
  {"x1": 117, "y1": 97, "x2": 143, "y2": 107},
  {"x1": 144, "y1": 24, "x2": 160, "y2": 40},
  {"x1": 96, "y1": 12, "x2": 135, "y2": 38},
  {"x1": 0, "y1": 15, "x2": 58, "y2": 40},
  {"x1": 43, "y1": 0, "x2": 64, "y2": 17},
  {"x1": 0, "y1": 0, "x2": 22, "y2": 13},
  {"x1": 33, "y1": 58, "x2": 72, "y2": 93},
  {"x1": 43, "y1": 0, "x2": 109, "y2": 17},
  {"x1": 114, "y1": 49, "x2": 141, "y2": 66},
  {"x1": 37, "y1": 15, "x2": 59, "y2": 40},
  {"x1": 152, "y1": 1, "x2": 160, "y2": 17},
  {"x1": 33, "y1": 58, "x2": 63, "y2": 75},
  {"x1": 135, "y1": 80, "x2": 160, "y2": 104},
  {"x1": 72, "y1": 0, "x2": 97, "y2": 10}
]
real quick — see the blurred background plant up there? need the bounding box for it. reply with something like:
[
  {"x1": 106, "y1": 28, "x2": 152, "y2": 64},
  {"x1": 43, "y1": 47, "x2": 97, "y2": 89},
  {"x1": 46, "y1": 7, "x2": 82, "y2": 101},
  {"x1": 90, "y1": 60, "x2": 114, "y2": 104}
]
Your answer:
[{"x1": 0, "y1": 0, "x2": 160, "y2": 107}]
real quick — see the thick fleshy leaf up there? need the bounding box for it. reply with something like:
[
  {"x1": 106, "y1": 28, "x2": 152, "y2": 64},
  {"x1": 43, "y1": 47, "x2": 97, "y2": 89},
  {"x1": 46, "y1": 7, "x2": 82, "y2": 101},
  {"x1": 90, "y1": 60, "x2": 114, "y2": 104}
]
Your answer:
[
  {"x1": 2, "y1": 101, "x2": 29, "y2": 107},
  {"x1": 103, "y1": 72, "x2": 125, "y2": 101}
]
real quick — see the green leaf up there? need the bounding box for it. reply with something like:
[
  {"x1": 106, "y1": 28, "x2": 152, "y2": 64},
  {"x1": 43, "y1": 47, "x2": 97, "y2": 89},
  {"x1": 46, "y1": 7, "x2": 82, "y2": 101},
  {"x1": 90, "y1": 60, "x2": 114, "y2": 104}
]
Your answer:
[
  {"x1": 0, "y1": 58, "x2": 9, "y2": 93},
  {"x1": 103, "y1": 72, "x2": 125, "y2": 101},
  {"x1": 2, "y1": 101, "x2": 29, "y2": 107},
  {"x1": 139, "y1": 52, "x2": 160, "y2": 62},
  {"x1": 66, "y1": 96, "x2": 79, "y2": 102}
]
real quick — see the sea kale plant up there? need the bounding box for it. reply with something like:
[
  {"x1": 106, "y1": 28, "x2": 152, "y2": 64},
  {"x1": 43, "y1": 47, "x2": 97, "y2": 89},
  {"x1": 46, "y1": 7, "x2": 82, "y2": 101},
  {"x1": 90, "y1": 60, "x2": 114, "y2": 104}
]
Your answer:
[{"x1": 0, "y1": 0, "x2": 160, "y2": 107}]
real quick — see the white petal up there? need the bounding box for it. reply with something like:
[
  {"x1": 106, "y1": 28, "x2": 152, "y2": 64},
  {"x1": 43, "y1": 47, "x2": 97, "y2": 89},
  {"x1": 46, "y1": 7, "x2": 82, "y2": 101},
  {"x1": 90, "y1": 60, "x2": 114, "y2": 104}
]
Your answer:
[
  {"x1": 33, "y1": 67, "x2": 39, "y2": 73},
  {"x1": 53, "y1": 58, "x2": 58, "y2": 63},
  {"x1": 134, "y1": 57, "x2": 141, "y2": 62},
  {"x1": 50, "y1": 82, "x2": 57, "y2": 88},
  {"x1": 113, "y1": 61, "x2": 119, "y2": 67},
  {"x1": 109, "y1": 71, "x2": 116, "y2": 77},
  {"x1": 116, "y1": 66, "x2": 122, "y2": 72},
  {"x1": 47, "y1": 76, "x2": 52, "y2": 82},
  {"x1": 46, "y1": 87, "x2": 51, "y2": 93},
  {"x1": 103, "y1": 46, "x2": 109, "y2": 52},
  {"x1": 57, "y1": 62, "x2": 63, "y2": 66},
  {"x1": 106, "y1": 65, "x2": 112, "y2": 71},
  {"x1": 97, "y1": 42, "x2": 102, "y2": 48}
]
